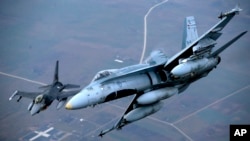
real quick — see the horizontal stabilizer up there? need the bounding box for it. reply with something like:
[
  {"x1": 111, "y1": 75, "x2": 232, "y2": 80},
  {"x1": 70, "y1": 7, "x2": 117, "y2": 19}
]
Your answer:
[
  {"x1": 39, "y1": 85, "x2": 51, "y2": 89},
  {"x1": 64, "y1": 84, "x2": 80, "y2": 89},
  {"x1": 210, "y1": 31, "x2": 247, "y2": 57},
  {"x1": 57, "y1": 89, "x2": 80, "y2": 99}
]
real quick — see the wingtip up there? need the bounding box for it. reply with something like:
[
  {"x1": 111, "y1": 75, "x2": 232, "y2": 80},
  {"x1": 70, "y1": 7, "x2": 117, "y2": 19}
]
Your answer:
[
  {"x1": 218, "y1": 4, "x2": 243, "y2": 19},
  {"x1": 239, "y1": 30, "x2": 248, "y2": 37},
  {"x1": 98, "y1": 131, "x2": 104, "y2": 138},
  {"x1": 9, "y1": 90, "x2": 18, "y2": 101},
  {"x1": 234, "y1": 3, "x2": 242, "y2": 12}
]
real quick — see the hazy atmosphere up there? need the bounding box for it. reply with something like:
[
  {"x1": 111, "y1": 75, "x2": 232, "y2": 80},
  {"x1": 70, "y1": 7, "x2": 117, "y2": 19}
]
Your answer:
[{"x1": 0, "y1": 0, "x2": 250, "y2": 140}]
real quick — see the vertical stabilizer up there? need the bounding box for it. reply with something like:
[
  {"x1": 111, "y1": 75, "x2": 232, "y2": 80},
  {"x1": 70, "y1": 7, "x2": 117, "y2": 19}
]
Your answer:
[
  {"x1": 182, "y1": 16, "x2": 198, "y2": 49},
  {"x1": 54, "y1": 60, "x2": 59, "y2": 83}
]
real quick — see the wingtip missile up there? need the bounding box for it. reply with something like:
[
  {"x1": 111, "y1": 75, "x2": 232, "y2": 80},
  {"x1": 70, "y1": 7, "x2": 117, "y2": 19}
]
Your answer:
[
  {"x1": 218, "y1": 4, "x2": 242, "y2": 19},
  {"x1": 9, "y1": 90, "x2": 18, "y2": 101},
  {"x1": 233, "y1": 3, "x2": 242, "y2": 12}
]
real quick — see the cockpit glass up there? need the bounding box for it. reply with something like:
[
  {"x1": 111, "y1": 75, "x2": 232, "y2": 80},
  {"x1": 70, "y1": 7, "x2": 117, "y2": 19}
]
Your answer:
[
  {"x1": 35, "y1": 94, "x2": 43, "y2": 104},
  {"x1": 92, "y1": 69, "x2": 116, "y2": 82}
]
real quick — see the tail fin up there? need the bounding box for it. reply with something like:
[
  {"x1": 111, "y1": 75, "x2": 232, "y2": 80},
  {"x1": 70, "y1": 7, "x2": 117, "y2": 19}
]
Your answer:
[
  {"x1": 53, "y1": 60, "x2": 59, "y2": 83},
  {"x1": 182, "y1": 16, "x2": 198, "y2": 49}
]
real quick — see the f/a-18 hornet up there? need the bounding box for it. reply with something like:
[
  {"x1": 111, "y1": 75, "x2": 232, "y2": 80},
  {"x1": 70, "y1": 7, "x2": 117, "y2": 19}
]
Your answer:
[
  {"x1": 9, "y1": 61, "x2": 80, "y2": 116},
  {"x1": 65, "y1": 6, "x2": 247, "y2": 136}
]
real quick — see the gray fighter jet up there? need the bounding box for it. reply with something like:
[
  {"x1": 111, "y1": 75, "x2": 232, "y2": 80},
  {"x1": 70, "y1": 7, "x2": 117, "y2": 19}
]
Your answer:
[
  {"x1": 65, "y1": 6, "x2": 247, "y2": 136},
  {"x1": 9, "y1": 61, "x2": 80, "y2": 116}
]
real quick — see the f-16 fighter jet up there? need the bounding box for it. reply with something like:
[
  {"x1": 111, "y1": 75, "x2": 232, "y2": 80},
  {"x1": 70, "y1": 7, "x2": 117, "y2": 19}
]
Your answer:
[
  {"x1": 65, "y1": 6, "x2": 247, "y2": 136},
  {"x1": 9, "y1": 61, "x2": 80, "y2": 116}
]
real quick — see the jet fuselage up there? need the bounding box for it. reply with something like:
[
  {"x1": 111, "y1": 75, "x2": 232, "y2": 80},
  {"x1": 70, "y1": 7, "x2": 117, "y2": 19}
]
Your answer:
[
  {"x1": 64, "y1": 5, "x2": 247, "y2": 136},
  {"x1": 65, "y1": 57, "x2": 219, "y2": 110}
]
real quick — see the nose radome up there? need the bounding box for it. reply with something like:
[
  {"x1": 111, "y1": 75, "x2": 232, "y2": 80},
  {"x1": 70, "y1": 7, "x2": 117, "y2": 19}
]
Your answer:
[
  {"x1": 30, "y1": 103, "x2": 42, "y2": 116},
  {"x1": 65, "y1": 92, "x2": 89, "y2": 110},
  {"x1": 65, "y1": 103, "x2": 72, "y2": 110}
]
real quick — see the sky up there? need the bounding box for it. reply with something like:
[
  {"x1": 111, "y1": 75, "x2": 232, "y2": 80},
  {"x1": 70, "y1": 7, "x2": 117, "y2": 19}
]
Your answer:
[{"x1": 0, "y1": 0, "x2": 249, "y2": 140}]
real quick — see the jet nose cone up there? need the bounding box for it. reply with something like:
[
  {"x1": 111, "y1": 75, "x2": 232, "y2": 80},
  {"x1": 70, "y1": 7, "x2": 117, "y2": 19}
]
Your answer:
[
  {"x1": 65, "y1": 92, "x2": 89, "y2": 110},
  {"x1": 171, "y1": 64, "x2": 191, "y2": 76},
  {"x1": 30, "y1": 103, "x2": 42, "y2": 116},
  {"x1": 65, "y1": 103, "x2": 72, "y2": 110}
]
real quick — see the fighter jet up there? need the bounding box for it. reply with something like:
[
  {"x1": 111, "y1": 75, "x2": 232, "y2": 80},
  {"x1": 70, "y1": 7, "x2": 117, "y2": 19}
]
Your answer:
[
  {"x1": 9, "y1": 61, "x2": 80, "y2": 116},
  {"x1": 65, "y1": 6, "x2": 247, "y2": 136}
]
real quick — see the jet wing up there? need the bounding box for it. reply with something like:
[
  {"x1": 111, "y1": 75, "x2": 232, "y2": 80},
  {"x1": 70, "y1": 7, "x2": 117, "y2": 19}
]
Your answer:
[
  {"x1": 164, "y1": 6, "x2": 242, "y2": 71},
  {"x1": 102, "y1": 7, "x2": 241, "y2": 84},
  {"x1": 99, "y1": 94, "x2": 140, "y2": 137},
  {"x1": 9, "y1": 90, "x2": 41, "y2": 101},
  {"x1": 57, "y1": 90, "x2": 80, "y2": 100}
]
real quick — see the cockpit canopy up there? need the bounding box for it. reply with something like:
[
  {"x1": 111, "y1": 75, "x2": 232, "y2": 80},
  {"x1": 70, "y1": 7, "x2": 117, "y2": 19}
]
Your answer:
[
  {"x1": 35, "y1": 94, "x2": 44, "y2": 104},
  {"x1": 92, "y1": 69, "x2": 117, "y2": 82}
]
